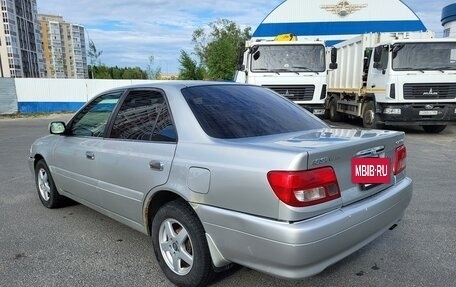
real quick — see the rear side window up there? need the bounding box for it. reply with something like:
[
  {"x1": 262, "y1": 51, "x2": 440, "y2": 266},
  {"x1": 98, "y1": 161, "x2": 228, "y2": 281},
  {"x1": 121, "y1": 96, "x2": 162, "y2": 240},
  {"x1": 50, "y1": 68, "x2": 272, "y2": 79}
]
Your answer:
[
  {"x1": 109, "y1": 90, "x2": 177, "y2": 142},
  {"x1": 182, "y1": 85, "x2": 326, "y2": 139}
]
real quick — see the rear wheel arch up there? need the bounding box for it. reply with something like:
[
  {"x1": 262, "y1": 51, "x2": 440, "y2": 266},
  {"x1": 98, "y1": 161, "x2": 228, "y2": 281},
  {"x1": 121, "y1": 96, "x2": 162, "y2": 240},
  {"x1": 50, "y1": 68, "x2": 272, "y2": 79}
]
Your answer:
[{"x1": 145, "y1": 190, "x2": 189, "y2": 235}]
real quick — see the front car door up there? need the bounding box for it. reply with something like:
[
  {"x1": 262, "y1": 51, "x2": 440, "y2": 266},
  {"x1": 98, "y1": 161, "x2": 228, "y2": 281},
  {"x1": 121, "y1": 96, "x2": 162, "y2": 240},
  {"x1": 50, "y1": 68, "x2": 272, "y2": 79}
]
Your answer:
[
  {"x1": 94, "y1": 88, "x2": 178, "y2": 225},
  {"x1": 51, "y1": 90, "x2": 124, "y2": 206}
]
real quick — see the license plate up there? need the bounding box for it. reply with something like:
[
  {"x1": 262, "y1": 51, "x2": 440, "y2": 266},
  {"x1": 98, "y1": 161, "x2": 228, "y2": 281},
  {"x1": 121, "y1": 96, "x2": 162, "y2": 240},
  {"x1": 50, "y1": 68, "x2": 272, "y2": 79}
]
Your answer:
[
  {"x1": 351, "y1": 157, "x2": 391, "y2": 184},
  {"x1": 419, "y1": 110, "x2": 438, "y2": 116},
  {"x1": 313, "y1": 109, "x2": 325, "y2": 115}
]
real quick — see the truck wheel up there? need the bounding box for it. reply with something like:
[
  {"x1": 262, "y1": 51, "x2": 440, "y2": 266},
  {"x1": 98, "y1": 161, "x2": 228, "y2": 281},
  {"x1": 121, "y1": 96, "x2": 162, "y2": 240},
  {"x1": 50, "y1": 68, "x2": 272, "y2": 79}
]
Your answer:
[
  {"x1": 362, "y1": 102, "x2": 382, "y2": 129},
  {"x1": 35, "y1": 160, "x2": 66, "y2": 208},
  {"x1": 422, "y1": 125, "x2": 447, "y2": 133},
  {"x1": 329, "y1": 98, "x2": 342, "y2": 122},
  {"x1": 152, "y1": 200, "x2": 215, "y2": 287}
]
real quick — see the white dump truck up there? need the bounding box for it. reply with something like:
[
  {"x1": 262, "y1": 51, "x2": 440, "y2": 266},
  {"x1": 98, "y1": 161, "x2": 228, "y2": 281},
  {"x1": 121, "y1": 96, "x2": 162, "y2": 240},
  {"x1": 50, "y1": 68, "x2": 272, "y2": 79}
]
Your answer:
[
  {"x1": 235, "y1": 34, "x2": 332, "y2": 116},
  {"x1": 326, "y1": 32, "x2": 456, "y2": 133}
]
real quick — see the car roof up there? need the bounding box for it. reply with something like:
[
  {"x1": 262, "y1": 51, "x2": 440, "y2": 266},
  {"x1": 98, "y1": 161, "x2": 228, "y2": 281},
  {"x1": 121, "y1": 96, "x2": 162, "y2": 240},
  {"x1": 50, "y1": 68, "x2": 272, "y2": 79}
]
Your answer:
[{"x1": 102, "y1": 80, "x2": 241, "y2": 94}]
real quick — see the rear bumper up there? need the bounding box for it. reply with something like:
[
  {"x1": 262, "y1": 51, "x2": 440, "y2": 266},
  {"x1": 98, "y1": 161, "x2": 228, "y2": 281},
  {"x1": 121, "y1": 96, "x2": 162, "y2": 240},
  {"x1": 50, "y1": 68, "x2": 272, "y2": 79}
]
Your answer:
[
  {"x1": 379, "y1": 103, "x2": 456, "y2": 125},
  {"x1": 194, "y1": 177, "x2": 412, "y2": 279}
]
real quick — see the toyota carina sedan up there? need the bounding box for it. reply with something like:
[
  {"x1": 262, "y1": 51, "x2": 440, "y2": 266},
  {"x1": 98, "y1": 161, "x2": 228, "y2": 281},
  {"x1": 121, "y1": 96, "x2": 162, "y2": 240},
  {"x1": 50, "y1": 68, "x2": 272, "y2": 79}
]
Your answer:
[{"x1": 29, "y1": 81, "x2": 412, "y2": 287}]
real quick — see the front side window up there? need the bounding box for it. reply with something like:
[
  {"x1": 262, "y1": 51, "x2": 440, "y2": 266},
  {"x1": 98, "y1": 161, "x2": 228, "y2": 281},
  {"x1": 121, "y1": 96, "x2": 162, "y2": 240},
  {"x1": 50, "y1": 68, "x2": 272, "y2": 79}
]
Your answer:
[
  {"x1": 250, "y1": 44, "x2": 325, "y2": 73},
  {"x1": 375, "y1": 46, "x2": 389, "y2": 70},
  {"x1": 109, "y1": 90, "x2": 177, "y2": 142},
  {"x1": 70, "y1": 91, "x2": 123, "y2": 137},
  {"x1": 182, "y1": 85, "x2": 326, "y2": 139}
]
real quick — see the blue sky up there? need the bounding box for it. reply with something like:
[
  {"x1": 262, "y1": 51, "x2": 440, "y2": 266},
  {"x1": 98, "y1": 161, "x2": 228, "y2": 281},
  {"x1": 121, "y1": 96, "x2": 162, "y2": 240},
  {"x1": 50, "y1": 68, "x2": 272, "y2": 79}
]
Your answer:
[{"x1": 38, "y1": 0, "x2": 455, "y2": 74}]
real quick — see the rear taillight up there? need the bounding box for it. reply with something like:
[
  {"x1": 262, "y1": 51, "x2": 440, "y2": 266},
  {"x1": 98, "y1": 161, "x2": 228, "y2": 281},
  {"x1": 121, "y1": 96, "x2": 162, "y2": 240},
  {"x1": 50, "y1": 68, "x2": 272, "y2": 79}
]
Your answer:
[
  {"x1": 393, "y1": 145, "x2": 407, "y2": 175},
  {"x1": 267, "y1": 167, "x2": 341, "y2": 207}
]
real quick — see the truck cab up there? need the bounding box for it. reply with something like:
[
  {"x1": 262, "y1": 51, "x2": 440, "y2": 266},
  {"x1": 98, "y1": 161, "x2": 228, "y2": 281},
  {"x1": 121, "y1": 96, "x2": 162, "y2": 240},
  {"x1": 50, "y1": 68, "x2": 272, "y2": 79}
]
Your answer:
[
  {"x1": 326, "y1": 32, "x2": 456, "y2": 133},
  {"x1": 235, "y1": 38, "x2": 328, "y2": 116},
  {"x1": 367, "y1": 38, "x2": 456, "y2": 132}
]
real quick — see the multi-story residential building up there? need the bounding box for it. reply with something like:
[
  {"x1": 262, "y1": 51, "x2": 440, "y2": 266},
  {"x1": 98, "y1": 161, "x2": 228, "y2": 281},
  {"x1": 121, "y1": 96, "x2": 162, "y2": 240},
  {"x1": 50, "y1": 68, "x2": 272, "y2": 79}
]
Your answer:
[
  {"x1": 39, "y1": 14, "x2": 88, "y2": 78},
  {"x1": 0, "y1": 0, "x2": 45, "y2": 78}
]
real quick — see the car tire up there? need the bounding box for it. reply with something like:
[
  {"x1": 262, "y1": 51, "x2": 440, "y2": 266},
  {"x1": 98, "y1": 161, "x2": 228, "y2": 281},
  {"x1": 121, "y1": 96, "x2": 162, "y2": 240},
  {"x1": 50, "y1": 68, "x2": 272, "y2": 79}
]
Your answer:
[
  {"x1": 329, "y1": 98, "x2": 342, "y2": 122},
  {"x1": 362, "y1": 102, "x2": 383, "y2": 129},
  {"x1": 35, "y1": 159, "x2": 66, "y2": 208},
  {"x1": 422, "y1": 125, "x2": 447, "y2": 133},
  {"x1": 152, "y1": 200, "x2": 215, "y2": 287}
]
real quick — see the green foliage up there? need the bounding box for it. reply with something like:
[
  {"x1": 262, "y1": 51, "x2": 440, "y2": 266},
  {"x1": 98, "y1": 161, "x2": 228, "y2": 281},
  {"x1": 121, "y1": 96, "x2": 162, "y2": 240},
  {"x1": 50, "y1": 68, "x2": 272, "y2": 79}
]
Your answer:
[
  {"x1": 88, "y1": 65, "x2": 148, "y2": 79},
  {"x1": 122, "y1": 67, "x2": 146, "y2": 79},
  {"x1": 178, "y1": 50, "x2": 205, "y2": 80},
  {"x1": 190, "y1": 19, "x2": 251, "y2": 80}
]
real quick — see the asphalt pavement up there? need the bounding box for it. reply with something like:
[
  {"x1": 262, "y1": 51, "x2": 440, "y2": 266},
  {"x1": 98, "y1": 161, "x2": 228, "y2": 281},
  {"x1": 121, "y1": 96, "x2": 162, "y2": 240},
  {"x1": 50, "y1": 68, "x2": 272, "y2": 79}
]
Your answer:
[{"x1": 0, "y1": 115, "x2": 455, "y2": 287}]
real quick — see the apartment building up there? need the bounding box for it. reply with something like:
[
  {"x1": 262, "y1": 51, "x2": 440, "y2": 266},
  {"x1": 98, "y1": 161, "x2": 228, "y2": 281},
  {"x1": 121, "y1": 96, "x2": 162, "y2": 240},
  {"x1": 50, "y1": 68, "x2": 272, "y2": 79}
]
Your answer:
[
  {"x1": 39, "y1": 14, "x2": 88, "y2": 78},
  {"x1": 0, "y1": 0, "x2": 45, "y2": 77}
]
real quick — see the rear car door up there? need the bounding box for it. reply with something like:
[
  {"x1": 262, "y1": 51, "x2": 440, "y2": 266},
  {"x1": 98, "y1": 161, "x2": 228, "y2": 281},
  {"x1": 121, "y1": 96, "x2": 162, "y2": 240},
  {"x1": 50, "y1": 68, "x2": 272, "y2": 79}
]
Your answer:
[
  {"x1": 51, "y1": 90, "x2": 124, "y2": 205},
  {"x1": 94, "y1": 89, "x2": 177, "y2": 223}
]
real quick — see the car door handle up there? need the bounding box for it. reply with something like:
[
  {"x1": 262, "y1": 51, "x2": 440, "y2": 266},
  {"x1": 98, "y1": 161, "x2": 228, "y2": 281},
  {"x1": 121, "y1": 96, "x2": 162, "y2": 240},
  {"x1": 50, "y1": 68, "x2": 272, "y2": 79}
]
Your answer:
[
  {"x1": 149, "y1": 160, "x2": 164, "y2": 171},
  {"x1": 86, "y1": 151, "x2": 95, "y2": 160}
]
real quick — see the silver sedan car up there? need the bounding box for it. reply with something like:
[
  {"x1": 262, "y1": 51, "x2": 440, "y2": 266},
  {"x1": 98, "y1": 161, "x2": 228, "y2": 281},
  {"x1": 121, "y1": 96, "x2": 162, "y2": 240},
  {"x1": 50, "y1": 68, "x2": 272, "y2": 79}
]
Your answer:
[{"x1": 29, "y1": 81, "x2": 412, "y2": 287}]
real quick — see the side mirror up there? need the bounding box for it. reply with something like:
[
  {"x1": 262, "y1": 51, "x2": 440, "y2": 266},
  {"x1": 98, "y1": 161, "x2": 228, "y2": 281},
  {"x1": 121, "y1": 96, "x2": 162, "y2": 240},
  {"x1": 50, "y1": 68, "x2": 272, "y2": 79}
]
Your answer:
[
  {"x1": 330, "y1": 47, "x2": 337, "y2": 64},
  {"x1": 253, "y1": 50, "x2": 261, "y2": 61},
  {"x1": 237, "y1": 48, "x2": 246, "y2": 70},
  {"x1": 373, "y1": 46, "x2": 382, "y2": 63},
  {"x1": 329, "y1": 48, "x2": 338, "y2": 69},
  {"x1": 49, "y1": 121, "x2": 66, "y2": 135},
  {"x1": 250, "y1": 45, "x2": 261, "y2": 61}
]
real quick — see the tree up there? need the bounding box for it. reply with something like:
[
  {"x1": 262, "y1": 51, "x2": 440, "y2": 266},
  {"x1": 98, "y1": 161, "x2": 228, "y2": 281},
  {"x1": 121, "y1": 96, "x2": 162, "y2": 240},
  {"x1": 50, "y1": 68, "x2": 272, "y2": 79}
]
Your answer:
[
  {"x1": 87, "y1": 39, "x2": 103, "y2": 79},
  {"x1": 88, "y1": 65, "x2": 147, "y2": 79},
  {"x1": 191, "y1": 19, "x2": 251, "y2": 80},
  {"x1": 178, "y1": 50, "x2": 205, "y2": 80},
  {"x1": 112, "y1": 66, "x2": 123, "y2": 79},
  {"x1": 122, "y1": 67, "x2": 146, "y2": 79},
  {"x1": 147, "y1": 56, "x2": 162, "y2": 80}
]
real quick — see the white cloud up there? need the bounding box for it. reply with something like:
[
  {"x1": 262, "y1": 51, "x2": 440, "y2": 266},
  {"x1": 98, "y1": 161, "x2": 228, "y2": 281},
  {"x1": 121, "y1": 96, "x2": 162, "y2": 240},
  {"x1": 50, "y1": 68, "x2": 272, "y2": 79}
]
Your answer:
[
  {"x1": 37, "y1": 0, "x2": 455, "y2": 73},
  {"x1": 38, "y1": 0, "x2": 283, "y2": 73}
]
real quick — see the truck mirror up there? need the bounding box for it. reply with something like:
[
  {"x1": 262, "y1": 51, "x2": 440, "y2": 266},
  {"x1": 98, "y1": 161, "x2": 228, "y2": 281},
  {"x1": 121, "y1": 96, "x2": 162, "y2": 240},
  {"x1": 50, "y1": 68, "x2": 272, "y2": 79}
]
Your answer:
[
  {"x1": 237, "y1": 48, "x2": 245, "y2": 70},
  {"x1": 331, "y1": 47, "x2": 337, "y2": 64},
  {"x1": 329, "y1": 62, "x2": 338, "y2": 70},
  {"x1": 249, "y1": 45, "x2": 261, "y2": 60},
  {"x1": 253, "y1": 51, "x2": 261, "y2": 61},
  {"x1": 373, "y1": 46, "x2": 382, "y2": 63}
]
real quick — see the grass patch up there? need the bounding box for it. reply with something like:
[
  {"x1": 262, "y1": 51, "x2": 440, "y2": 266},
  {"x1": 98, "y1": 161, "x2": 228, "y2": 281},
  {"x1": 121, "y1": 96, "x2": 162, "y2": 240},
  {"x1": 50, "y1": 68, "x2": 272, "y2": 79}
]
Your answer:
[{"x1": 0, "y1": 112, "x2": 74, "y2": 119}]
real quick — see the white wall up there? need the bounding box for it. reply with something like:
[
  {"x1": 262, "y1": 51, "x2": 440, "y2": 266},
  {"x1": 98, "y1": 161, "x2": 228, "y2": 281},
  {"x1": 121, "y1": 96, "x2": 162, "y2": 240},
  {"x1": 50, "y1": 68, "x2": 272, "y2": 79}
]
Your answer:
[
  {"x1": 12, "y1": 78, "x2": 161, "y2": 113},
  {"x1": 15, "y1": 78, "x2": 160, "y2": 102}
]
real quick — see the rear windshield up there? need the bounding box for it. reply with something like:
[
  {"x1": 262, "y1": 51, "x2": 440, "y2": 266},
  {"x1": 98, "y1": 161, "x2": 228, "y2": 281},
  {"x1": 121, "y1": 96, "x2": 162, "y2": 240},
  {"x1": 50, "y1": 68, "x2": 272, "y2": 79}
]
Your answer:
[{"x1": 181, "y1": 85, "x2": 326, "y2": 139}]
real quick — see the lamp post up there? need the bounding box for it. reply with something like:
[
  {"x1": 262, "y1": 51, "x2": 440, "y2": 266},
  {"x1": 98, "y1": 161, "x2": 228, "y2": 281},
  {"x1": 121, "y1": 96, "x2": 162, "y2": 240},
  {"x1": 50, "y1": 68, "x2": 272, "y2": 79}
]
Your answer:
[{"x1": 86, "y1": 28, "x2": 94, "y2": 79}]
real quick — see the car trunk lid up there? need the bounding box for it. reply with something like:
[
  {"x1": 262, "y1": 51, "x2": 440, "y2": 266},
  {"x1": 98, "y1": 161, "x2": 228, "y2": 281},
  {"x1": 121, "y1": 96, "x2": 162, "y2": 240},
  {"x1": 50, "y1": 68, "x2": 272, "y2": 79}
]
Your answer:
[{"x1": 273, "y1": 128, "x2": 404, "y2": 206}]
